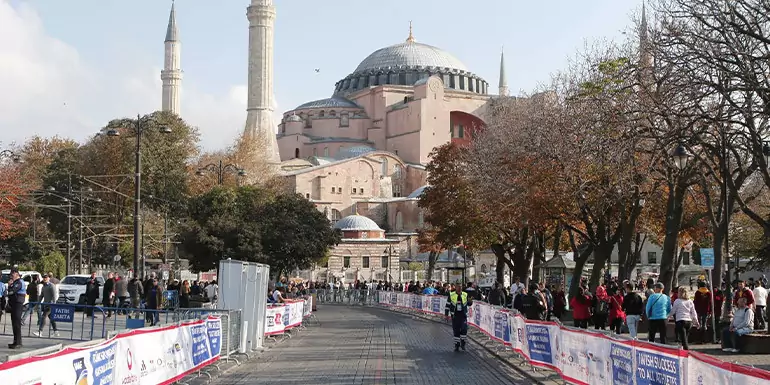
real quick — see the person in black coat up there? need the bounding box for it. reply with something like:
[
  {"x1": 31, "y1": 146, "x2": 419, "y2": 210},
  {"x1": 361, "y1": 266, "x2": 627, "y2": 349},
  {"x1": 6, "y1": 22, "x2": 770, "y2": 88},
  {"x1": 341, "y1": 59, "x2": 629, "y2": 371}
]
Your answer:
[{"x1": 85, "y1": 272, "x2": 100, "y2": 317}]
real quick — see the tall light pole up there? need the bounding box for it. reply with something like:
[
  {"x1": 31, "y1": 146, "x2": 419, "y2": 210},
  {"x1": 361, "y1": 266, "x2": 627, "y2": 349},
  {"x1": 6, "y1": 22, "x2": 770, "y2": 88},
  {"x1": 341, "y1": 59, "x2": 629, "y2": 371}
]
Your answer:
[
  {"x1": 105, "y1": 114, "x2": 171, "y2": 279},
  {"x1": 195, "y1": 160, "x2": 247, "y2": 185}
]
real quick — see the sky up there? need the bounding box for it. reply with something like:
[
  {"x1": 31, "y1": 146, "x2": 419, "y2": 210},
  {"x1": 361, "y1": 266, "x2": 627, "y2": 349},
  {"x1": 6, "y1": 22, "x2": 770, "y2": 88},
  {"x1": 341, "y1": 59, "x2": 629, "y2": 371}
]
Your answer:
[{"x1": 0, "y1": 0, "x2": 642, "y2": 152}]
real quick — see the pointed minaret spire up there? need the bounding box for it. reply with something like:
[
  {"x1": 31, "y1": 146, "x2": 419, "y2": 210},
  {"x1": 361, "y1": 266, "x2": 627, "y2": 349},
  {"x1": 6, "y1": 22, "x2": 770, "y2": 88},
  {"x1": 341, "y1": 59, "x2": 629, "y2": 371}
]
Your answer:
[
  {"x1": 406, "y1": 21, "x2": 415, "y2": 43},
  {"x1": 161, "y1": 0, "x2": 182, "y2": 115},
  {"x1": 639, "y1": 0, "x2": 653, "y2": 72},
  {"x1": 498, "y1": 47, "x2": 509, "y2": 96},
  {"x1": 165, "y1": 0, "x2": 178, "y2": 42}
]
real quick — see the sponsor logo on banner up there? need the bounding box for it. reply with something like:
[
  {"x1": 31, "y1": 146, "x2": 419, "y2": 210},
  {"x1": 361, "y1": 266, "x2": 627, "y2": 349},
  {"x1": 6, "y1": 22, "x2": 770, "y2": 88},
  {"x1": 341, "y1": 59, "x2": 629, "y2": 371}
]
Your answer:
[
  {"x1": 122, "y1": 347, "x2": 139, "y2": 384},
  {"x1": 636, "y1": 348, "x2": 681, "y2": 385},
  {"x1": 73, "y1": 357, "x2": 89, "y2": 385},
  {"x1": 610, "y1": 342, "x2": 633, "y2": 384},
  {"x1": 526, "y1": 324, "x2": 553, "y2": 365}
]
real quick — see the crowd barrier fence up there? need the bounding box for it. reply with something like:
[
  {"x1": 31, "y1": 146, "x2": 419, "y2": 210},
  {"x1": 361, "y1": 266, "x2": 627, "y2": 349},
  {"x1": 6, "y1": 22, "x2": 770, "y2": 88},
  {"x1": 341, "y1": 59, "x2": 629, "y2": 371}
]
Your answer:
[
  {"x1": 376, "y1": 291, "x2": 770, "y2": 385},
  {"x1": 313, "y1": 288, "x2": 377, "y2": 306},
  {"x1": 0, "y1": 316, "x2": 224, "y2": 385}
]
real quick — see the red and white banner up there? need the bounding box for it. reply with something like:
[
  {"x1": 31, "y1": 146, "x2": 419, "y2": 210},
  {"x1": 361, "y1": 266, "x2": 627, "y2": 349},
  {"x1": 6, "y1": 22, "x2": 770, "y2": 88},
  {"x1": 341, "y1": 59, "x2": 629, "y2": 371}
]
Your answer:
[
  {"x1": 0, "y1": 317, "x2": 222, "y2": 385},
  {"x1": 378, "y1": 291, "x2": 770, "y2": 385}
]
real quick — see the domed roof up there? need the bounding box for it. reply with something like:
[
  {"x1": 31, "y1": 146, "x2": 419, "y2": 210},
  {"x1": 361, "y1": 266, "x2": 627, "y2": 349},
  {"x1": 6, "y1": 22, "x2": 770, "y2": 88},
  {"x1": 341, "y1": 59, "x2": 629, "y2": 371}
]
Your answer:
[
  {"x1": 334, "y1": 215, "x2": 382, "y2": 231},
  {"x1": 296, "y1": 97, "x2": 361, "y2": 110},
  {"x1": 286, "y1": 113, "x2": 302, "y2": 122},
  {"x1": 407, "y1": 185, "x2": 429, "y2": 199},
  {"x1": 354, "y1": 41, "x2": 469, "y2": 74},
  {"x1": 335, "y1": 146, "x2": 377, "y2": 160}
]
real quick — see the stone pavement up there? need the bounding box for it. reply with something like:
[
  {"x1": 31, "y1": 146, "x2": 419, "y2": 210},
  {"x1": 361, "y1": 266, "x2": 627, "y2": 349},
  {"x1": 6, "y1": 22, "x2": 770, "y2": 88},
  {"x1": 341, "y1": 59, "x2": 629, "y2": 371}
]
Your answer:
[{"x1": 215, "y1": 305, "x2": 531, "y2": 385}]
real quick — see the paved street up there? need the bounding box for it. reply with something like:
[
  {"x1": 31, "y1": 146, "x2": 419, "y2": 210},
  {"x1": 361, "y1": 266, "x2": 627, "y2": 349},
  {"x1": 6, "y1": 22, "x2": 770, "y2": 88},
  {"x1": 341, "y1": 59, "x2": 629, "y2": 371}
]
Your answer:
[{"x1": 217, "y1": 305, "x2": 529, "y2": 385}]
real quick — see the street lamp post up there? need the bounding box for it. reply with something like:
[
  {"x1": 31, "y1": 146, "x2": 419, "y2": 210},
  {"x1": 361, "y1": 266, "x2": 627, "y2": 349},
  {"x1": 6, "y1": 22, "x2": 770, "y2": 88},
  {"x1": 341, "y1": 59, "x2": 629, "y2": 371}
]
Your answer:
[
  {"x1": 105, "y1": 114, "x2": 171, "y2": 279},
  {"x1": 196, "y1": 160, "x2": 247, "y2": 185}
]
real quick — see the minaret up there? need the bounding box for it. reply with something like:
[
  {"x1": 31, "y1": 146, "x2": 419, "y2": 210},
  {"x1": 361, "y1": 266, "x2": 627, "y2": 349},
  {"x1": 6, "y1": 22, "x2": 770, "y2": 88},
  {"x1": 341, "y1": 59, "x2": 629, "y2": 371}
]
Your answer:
[
  {"x1": 244, "y1": 0, "x2": 280, "y2": 163},
  {"x1": 161, "y1": 1, "x2": 182, "y2": 115},
  {"x1": 498, "y1": 48, "x2": 509, "y2": 97},
  {"x1": 639, "y1": 1, "x2": 654, "y2": 85}
]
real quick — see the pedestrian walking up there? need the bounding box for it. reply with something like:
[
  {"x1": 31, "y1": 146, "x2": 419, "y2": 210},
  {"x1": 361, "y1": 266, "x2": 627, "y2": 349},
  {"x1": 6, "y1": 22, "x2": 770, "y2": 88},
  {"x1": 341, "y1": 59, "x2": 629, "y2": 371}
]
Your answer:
[
  {"x1": 34, "y1": 274, "x2": 60, "y2": 337},
  {"x1": 752, "y1": 281, "x2": 767, "y2": 331},
  {"x1": 622, "y1": 282, "x2": 644, "y2": 338},
  {"x1": 85, "y1": 272, "x2": 100, "y2": 317},
  {"x1": 670, "y1": 287, "x2": 700, "y2": 350},
  {"x1": 448, "y1": 285, "x2": 471, "y2": 351},
  {"x1": 646, "y1": 282, "x2": 671, "y2": 344},
  {"x1": 21, "y1": 275, "x2": 41, "y2": 326},
  {"x1": 7, "y1": 269, "x2": 27, "y2": 349}
]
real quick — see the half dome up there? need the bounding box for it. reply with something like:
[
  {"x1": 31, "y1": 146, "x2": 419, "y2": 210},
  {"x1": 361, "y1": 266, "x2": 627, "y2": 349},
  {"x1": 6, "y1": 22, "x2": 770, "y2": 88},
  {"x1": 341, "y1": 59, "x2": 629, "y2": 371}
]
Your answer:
[
  {"x1": 336, "y1": 146, "x2": 377, "y2": 160},
  {"x1": 334, "y1": 215, "x2": 382, "y2": 231}
]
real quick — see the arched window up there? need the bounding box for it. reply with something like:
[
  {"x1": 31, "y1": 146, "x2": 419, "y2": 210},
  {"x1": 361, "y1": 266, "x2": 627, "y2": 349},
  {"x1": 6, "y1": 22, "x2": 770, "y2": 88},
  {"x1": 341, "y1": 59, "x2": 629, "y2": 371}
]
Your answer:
[
  {"x1": 340, "y1": 112, "x2": 349, "y2": 127},
  {"x1": 319, "y1": 110, "x2": 325, "y2": 118},
  {"x1": 331, "y1": 209, "x2": 342, "y2": 225},
  {"x1": 393, "y1": 164, "x2": 402, "y2": 179},
  {"x1": 330, "y1": 110, "x2": 336, "y2": 117},
  {"x1": 313, "y1": 148, "x2": 318, "y2": 156},
  {"x1": 481, "y1": 264, "x2": 488, "y2": 273},
  {"x1": 305, "y1": 114, "x2": 312, "y2": 128},
  {"x1": 294, "y1": 148, "x2": 300, "y2": 158},
  {"x1": 324, "y1": 147, "x2": 329, "y2": 157},
  {"x1": 395, "y1": 211, "x2": 404, "y2": 231}
]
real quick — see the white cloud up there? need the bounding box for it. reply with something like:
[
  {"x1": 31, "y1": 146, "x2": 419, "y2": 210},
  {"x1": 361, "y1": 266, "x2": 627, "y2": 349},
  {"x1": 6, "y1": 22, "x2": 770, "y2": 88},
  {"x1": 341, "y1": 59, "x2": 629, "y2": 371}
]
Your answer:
[{"x1": 0, "y1": 1, "x2": 251, "y2": 151}]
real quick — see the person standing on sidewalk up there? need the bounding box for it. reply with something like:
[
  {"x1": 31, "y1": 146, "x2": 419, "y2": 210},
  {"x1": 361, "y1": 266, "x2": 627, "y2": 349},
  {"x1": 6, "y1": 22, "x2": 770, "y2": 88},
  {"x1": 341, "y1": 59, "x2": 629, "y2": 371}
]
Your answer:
[
  {"x1": 646, "y1": 282, "x2": 671, "y2": 344},
  {"x1": 7, "y1": 269, "x2": 26, "y2": 349},
  {"x1": 34, "y1": 274, "x2": 60, "y2": 337},
  {"x1": 669, "y1": 287, "x2": 700, "y2": 350},
  {"x1": 622, "y1": 282, "x2": 644, "y2": 339},
  {"x1": 752, "y1": 281, "x2": 767, "y2": 331},
  {"x1": 21, "y1": 275, "x2": 41, "y2": 327},
  {"x1": 449, "y1": 285, "x2": 471, "y2": 351}
]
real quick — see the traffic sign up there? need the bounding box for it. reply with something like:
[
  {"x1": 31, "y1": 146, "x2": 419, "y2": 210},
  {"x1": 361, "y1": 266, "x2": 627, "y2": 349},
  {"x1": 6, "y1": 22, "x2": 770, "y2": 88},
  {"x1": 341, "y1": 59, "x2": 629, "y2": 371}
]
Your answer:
[{"x1": 700, "y1": 248, "x2": 715, "y2": 269}]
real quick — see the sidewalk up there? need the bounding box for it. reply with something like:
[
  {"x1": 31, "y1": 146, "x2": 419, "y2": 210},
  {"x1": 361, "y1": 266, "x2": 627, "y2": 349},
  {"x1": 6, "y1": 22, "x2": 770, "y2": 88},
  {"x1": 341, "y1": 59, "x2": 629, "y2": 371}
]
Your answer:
[{"x1": 0, "y1": 335, "x2": 71, "y2": 362}]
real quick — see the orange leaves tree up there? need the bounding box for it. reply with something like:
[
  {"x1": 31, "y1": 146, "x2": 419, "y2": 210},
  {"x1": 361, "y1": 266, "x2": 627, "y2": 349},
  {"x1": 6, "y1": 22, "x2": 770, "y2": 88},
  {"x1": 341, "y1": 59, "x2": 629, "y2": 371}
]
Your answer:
[
  {"x1": 418, "y1": 143, "x2": 495, "y2": 281},
  {"x1": 0, "y1": 163, "x2": 30, "y2": 240}
]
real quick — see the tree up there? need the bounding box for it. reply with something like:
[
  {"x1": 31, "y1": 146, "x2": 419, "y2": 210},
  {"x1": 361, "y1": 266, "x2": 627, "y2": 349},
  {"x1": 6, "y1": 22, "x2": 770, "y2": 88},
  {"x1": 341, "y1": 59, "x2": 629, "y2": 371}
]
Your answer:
[
  {"x1": 258, "y1": 193, "x2": 341, "y2": 278},
  {"x1": 179, "y1": 186, "x2": 340, "y2": 275},
  {"x1": 418, "y1": 143, "x2": 496, "y2": 279},
  {"x1": 0, "y1": 164, "x2": 30, "y2": 240}
]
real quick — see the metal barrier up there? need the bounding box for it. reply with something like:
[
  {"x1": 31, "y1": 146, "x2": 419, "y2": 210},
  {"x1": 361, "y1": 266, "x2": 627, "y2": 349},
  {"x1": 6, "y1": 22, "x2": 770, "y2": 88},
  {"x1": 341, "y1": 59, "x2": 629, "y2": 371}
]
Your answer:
[
  {"x1": 313, "y1": 289, "x2": 377, "y2": 306},
  {"x1": 1, "y1": 302, "x2": 221, "y2": 342}
]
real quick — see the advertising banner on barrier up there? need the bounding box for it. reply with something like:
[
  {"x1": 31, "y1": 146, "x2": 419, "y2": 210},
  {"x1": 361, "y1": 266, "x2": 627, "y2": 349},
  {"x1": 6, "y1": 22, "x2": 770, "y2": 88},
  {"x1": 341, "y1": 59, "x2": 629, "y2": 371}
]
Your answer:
[
  {"x1": 376, "y1": 291, "x2": 770, "y2": 385},
  {"x1": 0, "y1": 317, "x2": 222, "y2": 385},
  {"x1": 265, "y1": 305, "x2": 285, "y2": 335}
]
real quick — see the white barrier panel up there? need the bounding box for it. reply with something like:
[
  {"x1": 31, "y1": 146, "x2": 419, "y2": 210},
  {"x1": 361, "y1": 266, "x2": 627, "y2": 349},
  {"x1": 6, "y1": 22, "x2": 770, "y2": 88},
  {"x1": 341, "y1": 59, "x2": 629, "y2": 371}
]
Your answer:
[
  {"x1": 265, "y1": 305, "x2": 285, "y2": 335},
  {"x1": 378, "y1": 291, "x2": 770, "y2": 385},
  {"x1": 0, "y1": 317, "x2": 222, "y2": 385}
]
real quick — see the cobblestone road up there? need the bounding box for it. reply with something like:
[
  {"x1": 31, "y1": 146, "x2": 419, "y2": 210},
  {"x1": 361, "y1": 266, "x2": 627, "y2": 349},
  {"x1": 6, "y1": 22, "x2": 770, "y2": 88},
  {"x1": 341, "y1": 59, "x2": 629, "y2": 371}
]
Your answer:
[{"x1": 216, "y1": 305, "x2": 529, "y2": 385}]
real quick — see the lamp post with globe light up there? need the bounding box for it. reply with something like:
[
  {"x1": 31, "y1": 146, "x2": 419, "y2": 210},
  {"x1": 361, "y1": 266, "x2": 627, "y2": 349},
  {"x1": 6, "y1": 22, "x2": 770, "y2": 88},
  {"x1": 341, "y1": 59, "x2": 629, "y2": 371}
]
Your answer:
[{"x1": 104, "y1": 114, "x2": 172, "y2": 278}]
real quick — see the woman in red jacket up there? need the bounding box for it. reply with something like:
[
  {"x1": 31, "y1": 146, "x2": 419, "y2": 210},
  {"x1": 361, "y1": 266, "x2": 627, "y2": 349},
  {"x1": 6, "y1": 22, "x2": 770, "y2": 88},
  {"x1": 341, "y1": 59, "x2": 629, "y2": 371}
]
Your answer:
[
  {"x1": 608, "y1": 285, "x2": 626, "y2": 334},
  {"x1": 570, "y1": 287, "x2": 592, "y2": 329}
]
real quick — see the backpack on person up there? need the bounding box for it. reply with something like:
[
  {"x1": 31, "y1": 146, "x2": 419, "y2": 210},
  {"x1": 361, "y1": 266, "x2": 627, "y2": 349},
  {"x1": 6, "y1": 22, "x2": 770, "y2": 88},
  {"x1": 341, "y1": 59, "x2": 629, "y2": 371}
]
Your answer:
[{"x1": 595, "y1": 298, "x2": 609, "y2": 315}]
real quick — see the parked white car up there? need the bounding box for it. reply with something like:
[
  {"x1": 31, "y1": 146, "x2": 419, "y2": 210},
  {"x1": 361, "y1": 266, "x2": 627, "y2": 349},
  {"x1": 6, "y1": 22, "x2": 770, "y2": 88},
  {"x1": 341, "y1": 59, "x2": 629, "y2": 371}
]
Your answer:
[
  {"x1": 1, "y1": 270, "x2": 43, "y2": 304},
  {"x1": 57, "y1": 274, "x2": 105, "y2": 305}
]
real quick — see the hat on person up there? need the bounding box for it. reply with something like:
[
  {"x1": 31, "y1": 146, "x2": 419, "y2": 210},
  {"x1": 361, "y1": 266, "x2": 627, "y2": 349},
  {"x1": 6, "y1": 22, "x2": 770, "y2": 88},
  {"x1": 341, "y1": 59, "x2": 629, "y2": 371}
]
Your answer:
[{"x1": 42, "y1": 274, "x2": 49, "y2": 278}]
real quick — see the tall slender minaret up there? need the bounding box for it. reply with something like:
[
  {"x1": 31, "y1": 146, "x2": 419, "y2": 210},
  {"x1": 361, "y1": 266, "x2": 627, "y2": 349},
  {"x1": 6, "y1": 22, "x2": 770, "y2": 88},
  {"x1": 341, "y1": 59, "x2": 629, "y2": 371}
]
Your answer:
[
  {"x1": 245, "y1": 0, "x2": 280, "y2": 163},
  {"x1": 161, "y1": 1, "x2": 182, "y2": 115},
  {"x1": 498, "y1": 48, "x2": 509, "y2": 97},
  {"x1": 638, "y1": 1, "x2": 653, "y2": 87}
]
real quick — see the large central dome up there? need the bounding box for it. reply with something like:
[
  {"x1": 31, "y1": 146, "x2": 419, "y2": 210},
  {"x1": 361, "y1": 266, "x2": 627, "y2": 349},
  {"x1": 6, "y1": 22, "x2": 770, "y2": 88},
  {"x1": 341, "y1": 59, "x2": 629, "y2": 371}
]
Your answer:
[
  {"x1": 354, "y1": 41, "x2": 469, "y2": 73},
  {"x1": 333, "y1": 29, "x2": 488, "y2": 97}
]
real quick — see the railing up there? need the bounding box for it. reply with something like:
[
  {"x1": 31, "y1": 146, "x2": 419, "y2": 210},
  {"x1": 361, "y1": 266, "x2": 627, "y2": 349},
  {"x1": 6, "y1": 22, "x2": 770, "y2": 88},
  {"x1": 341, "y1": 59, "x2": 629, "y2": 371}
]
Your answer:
[
  {"x1": 312, "y1": 288, "x2": 378, "y2": 306},
  {"x1": 372, "y1": 291, "x2": 770, "y2": 385}
]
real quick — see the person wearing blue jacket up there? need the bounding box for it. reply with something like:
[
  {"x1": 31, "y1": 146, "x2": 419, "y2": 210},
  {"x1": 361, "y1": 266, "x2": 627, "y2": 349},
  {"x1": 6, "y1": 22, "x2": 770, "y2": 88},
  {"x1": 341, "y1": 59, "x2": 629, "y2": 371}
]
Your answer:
[{"x1": 646, "y1": 282, "x2": 672, "y2": 344}]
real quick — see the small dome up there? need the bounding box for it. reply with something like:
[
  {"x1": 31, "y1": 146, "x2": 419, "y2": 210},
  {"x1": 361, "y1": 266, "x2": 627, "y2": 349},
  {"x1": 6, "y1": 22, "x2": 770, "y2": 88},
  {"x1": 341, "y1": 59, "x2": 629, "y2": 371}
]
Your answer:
[
  {"x1": 334, "y1": 215, "x2": 382, "y2": 231},
  {"x1": 296, "y1": 97, "x2": 361, "y2": 110},
  {"x1": 335, "y1": 146, "x2": 377, "y2": 160},
  {"x1": 286, "y1": 114, "x2": 302, "y2": 122},
  {"x1": 407, "y1": 185, "x2": 429, "y2": 199}
]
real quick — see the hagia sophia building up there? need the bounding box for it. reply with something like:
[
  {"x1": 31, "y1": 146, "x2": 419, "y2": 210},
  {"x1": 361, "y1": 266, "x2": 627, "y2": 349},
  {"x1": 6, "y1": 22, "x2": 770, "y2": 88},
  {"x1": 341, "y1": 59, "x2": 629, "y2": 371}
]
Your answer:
[{"x1": 161, "y1": 1, "x2": 514, "y2": 283}]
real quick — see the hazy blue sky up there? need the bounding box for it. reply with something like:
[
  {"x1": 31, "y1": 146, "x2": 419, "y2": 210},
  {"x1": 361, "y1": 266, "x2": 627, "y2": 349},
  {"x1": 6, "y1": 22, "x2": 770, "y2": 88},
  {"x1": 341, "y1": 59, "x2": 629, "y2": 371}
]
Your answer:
[{"x1": 0, "y1": 0, "x2": 642, "y2": 150}]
